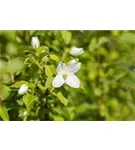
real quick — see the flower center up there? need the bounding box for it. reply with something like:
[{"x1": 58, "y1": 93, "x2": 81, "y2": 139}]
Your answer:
[{"x1": 62, "y1": 71, "x2": 69, "y2": 79}]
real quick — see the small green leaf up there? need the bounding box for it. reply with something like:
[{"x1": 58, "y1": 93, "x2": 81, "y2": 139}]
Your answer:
[
  {"x1": 45, "y1": 65, "x2": 55, "y2": 77},
  {"x1": 50, "y1": 54, "x2": 59, "y2": 62},
  {"x1": 98, "y1": 37, "x2": 109, "y2": 46},
  {"x1": 45, "y1": 76, "x2": 53, "y2": 90},
  {"x1": 61, "y1": 30, "x2": 72, "y2": 45},
  {"x1": 0, "y1": 103, "x2": 9, "y2": 121},
  {"x1": 57, "y1": 92, "x2": 68, "y2": 106},
  {"x1": 37, "y1": 83, "x2": 45, "y2": 91},
  {"x1": 89, "y1": 38, "x2": 98, "y2": 51},
  {"x1": 23, "y1": 93, "x2": 34, "y2": 110},
  {"x1": 36, "y1": 46, "x2": 49, "y2": 55},
  {"x1": 10, "y1": 80, "x2": 28, "y2": 88},
  {"x1": 24, "y1": 57, "x2": 31, "y2": 65},
  {"x1": 0, "y1": 84, "x2": 10, "y2": 100}
]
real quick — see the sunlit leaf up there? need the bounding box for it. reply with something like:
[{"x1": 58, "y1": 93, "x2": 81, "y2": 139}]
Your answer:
[
  {"x1": 45, "y1": 76, "x2": 53, "y2": 90},
  {"x1": 61, "y1": 30, "x2": 72, "y2": 45},
  {"x1": 10, "y1": 81, "x2": 28, "y2": 88},
  {"x1": 50, "y1": 54, "x2": 59, "y2": 62},
  {"x1": 45, "y1": 65, "x2": 55, "y2": 77},
  {"x1": 36, "y1": 46, "x2": 49, "y2": 55},
  {"x1": 57, "y1": 92, "x2": 68, "y2": 106},
  {"x1": 0, "y1": 103, "x2": 9, "y2": 121},
  {"x1": 23, "y1": 93, "x2": 35, "y2": 110},
  {"x1": 0, "y1": 84, "x2": 10, "y2": 100}
]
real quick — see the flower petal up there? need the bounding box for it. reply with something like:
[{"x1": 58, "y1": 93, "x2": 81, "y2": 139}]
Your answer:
[
  {"x1": 67, "y1": 62, "x2": 81, "y2": 73},
  {"x1": 65, "y1": 74, "x2": 80, "y2": 88},
  {"x1": 56, "y1": 62, "x2": 66, "y2": 73},
  {"x1": 52, "y1": 74, "x2": 65, "y2": 88},
  {"x1": 69, "y1": 59, "x2": 77, "y2": 65}
]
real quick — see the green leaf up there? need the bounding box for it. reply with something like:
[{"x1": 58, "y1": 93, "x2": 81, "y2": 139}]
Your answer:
[
  {"x1": 120, "y1": 32, "x2": 135, "y2": 44},
  {"x1": 50, "y1": 54, "x2": 59, "y2": 62},
  {"x1": 57, "y1": 92, "x2": 68, "y2": 106},
  {"x1": 24, "y1": 57, "x2": 31, "y2": 65},
  {"x1": 0, "y1": 84, "x2": 10, "y2": 100},
  {"x1": 0, "y1": 103, "x2": 9, "y2": 121},
  {"x1": 23, "y1": 93, "x2": 34, "y2": 110},
  {"x1": 53, "y1": 116, "x2": 64, "y2": 121},
  {"x1": 7, "y1": 58, "x2": 24, "y2": 74},
  {"x1": 36, "y1": 46, "x2": 49, "y2": 55},
  {"x1": 10, "y1": 80, "x2": 28, "y2": 88},
  {"x1": 37, "y1": 83, "x2": 45, "y2": 91},
  {"x1": 89, "y1": 38, "x2": 98, "y2": 51},
  {"x1": 98, "y1": 37, "x2": 109, "y2": 46},
  {"x1": 45, "y1": 65, "x2": 55, "y2": 77},
  {"x1": 61, "y1": 30, "x2": 72, "y2": 45},
  {"x1": 45, "y1": 76, "x2": 53, "y2": 90}
]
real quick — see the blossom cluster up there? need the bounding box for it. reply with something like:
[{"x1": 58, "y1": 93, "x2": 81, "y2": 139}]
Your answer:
[{"x1": 18, "y1": 36, "x2": 84, "y2": 95}]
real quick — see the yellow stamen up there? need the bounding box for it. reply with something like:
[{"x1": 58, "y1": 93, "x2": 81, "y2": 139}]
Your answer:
[{"x1": 62, "y1": 71, "x2": 68, "y2": 78}]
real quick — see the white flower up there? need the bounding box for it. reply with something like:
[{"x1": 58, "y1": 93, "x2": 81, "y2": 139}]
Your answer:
[
  {"x1": 70, "y1": 47, "x2": 84, "y2": 56},
  {"x1": 18, "y1": 84, "x2": 28, "y2": 95},
  {"x1": 31, "y1": 36, "x2": 40, "y2": 49},
  {"x1": 52, "y1": 62, "x2": 81, "y2": 88}
]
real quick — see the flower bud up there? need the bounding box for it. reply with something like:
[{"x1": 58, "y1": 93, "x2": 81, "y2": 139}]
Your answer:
[
  {"x1": 18, "y1": 84, "x2": 28, "y2": 95},
  {"x1": 70, "y1": 47, "x2": 84, "y2": 56},
  {"x1": 31, "y1": 36, "x2": 40, "y2": 49}
]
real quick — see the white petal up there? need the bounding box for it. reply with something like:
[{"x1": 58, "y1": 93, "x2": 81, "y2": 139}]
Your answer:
[
  {"x1": 67, "y1": 62, "x2": 81, "y2": 73},
  {"x1": 66, "y1": 74, "x2": 80, "y2": 88},
  {"x1": 18, "y1": 84, "x2": 28, "y2": 95},
  {"x1": 70, "y1": 47, "x2": 84, "y2": 56},
  {"x1": 56, "y1": 62, "x2": 66, "y2": 73},
  {"x1": 69, "y1": 59, "x2": 77, "y2": 64},
  {"x1": 52, "y1": 74, "x2": 65, "y2": 88}
]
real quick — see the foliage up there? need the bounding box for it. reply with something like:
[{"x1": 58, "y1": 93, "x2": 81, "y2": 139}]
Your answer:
[{"x1": 0, "y1": 30, "x2": 135, "y2": 121}]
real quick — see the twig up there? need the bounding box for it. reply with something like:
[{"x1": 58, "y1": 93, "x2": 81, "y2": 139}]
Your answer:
[
  {"x1": 32, "y1": 57, "x2": 43, "y2": 71},
  {"x1": 11, "y1": 74, "x2": 15, "y2": 83}
]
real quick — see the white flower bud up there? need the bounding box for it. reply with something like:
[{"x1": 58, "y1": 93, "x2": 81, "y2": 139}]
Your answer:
[
  {"x1": 31, "y1": 36, "x2": 40, "y2": 49},
  {"x1": 70, "y1": 47, "x2": 84, "y2": 56},
  {"x1": 18, "y1": 84, "x2": 28, "y2": 95}
]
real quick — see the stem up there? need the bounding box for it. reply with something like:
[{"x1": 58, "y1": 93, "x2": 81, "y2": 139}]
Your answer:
[
  {"x1": 10, "y1": 74, "x2": 15, "y2": 83},
  {"x1": 45, "y1": 98, "x2": 49, "y2": 120},
  {"x1": 50, "y1": 87, "x2": 55, "y2": 93},
  {"x1": 32, "y1": 57, "x2": 43, "y2": 71}
]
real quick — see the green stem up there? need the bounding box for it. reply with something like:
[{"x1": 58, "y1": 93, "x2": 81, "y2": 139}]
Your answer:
[
  {"x1": 10, "y1": 74, "x2": 15, "y2": 83},
  {"x1": 32, "y1": 57, "x2": 43, "y2": 71},
  {"x1": 50, "y1": 87, "x2": 55, "y2": 93}
]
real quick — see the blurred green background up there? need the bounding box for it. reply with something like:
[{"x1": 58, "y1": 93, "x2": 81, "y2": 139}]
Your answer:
[{"x1": 0, "y1": 30, "x2": 135, "y2": 121}]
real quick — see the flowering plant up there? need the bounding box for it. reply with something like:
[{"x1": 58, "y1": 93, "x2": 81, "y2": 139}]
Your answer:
[{"x1": 0, "y1": 31, "x2": 84, "y2": 121}]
